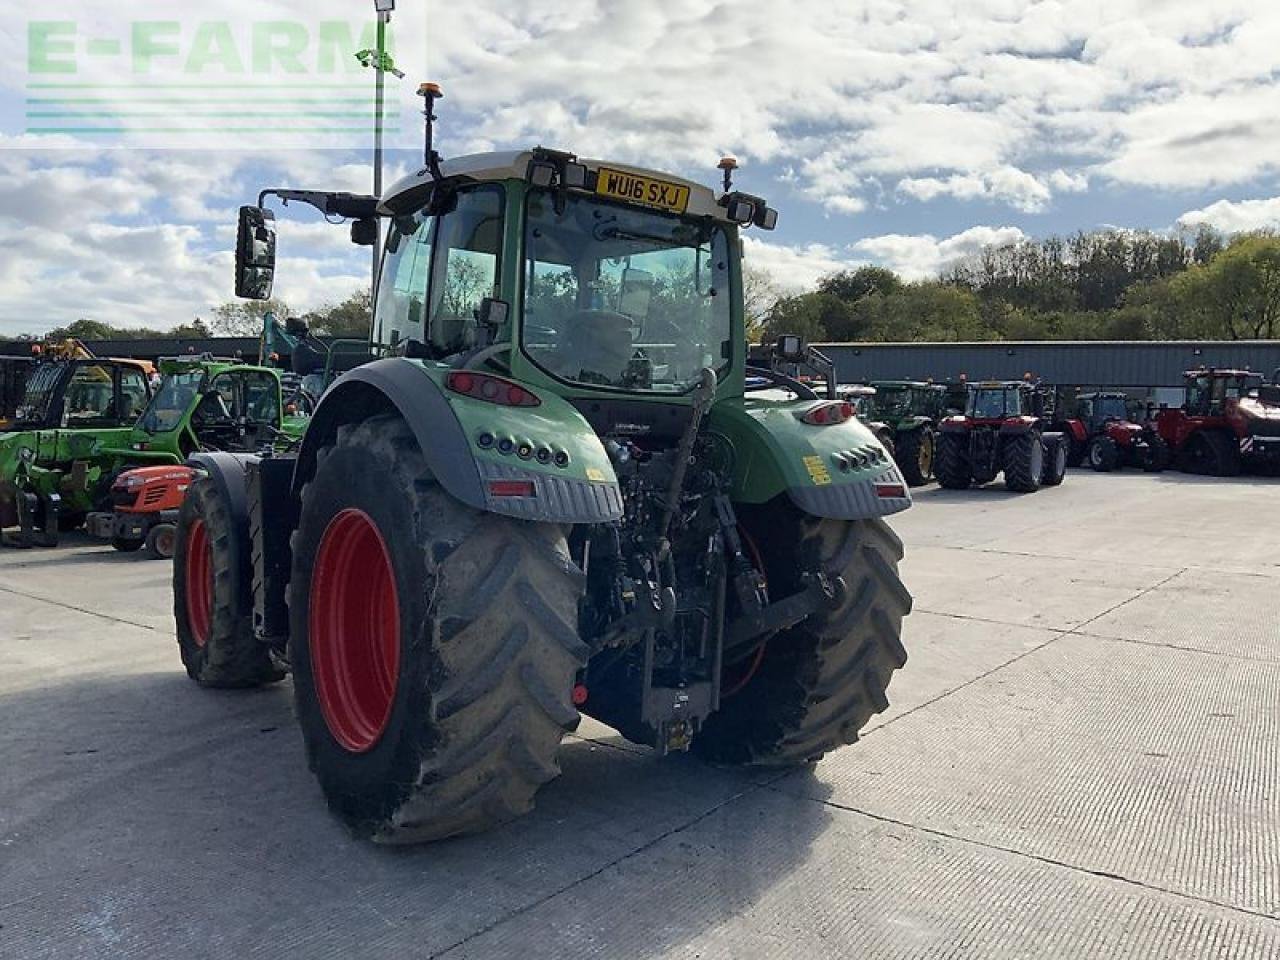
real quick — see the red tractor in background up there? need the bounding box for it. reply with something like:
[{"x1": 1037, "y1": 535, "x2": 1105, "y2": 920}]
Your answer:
[
  {"x1": 86, "y1": 465, "x2": 195, "y2": 558},
  {"x1": 935, "y1": 380, "x2": 1068, "y2": 493},
  {"x1": 1155, "y1": 368, "x2": 1280, "y2": 476},
  {"x1": 1054, "y1": 391, "x2": 1169, "y2": 472}
]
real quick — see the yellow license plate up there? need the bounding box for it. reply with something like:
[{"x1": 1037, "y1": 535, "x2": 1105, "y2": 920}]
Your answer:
[{"x1": 595, "y1": 167, "x2": 690, "y2": 214}]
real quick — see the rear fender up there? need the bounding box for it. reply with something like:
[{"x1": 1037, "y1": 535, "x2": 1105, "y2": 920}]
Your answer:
[
  {"x1": 999, "y1": 416, "x2": 1040, "y2": 435},
  {"x1": 939, "y1": 416, "x2": 969, "y2": 434},
  {"x1": 294, "y1": 358, "x2": 622, "y2": 524},
  {"x1": 710, "y1": 399, "x2": 910, "y2": 520}
]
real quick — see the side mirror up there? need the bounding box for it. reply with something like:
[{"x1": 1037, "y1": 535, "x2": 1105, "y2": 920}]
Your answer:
[
  {"x1": 235, "y1": 206, "x2": 277, "y2": 300},
  {"x1": 774, "y1": 335, "x2": 809, "y2": 363},
  {"x1": 351, "y1": 217, "x2": 380, "y2": 247}
]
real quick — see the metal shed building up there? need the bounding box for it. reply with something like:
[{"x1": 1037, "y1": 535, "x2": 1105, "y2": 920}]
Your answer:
[{"x1": 818, "y1": 340, "x2": 1280, "y2": 391}]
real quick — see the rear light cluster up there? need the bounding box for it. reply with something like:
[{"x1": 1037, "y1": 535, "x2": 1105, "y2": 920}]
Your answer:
[
  {"x1": 476, "y1": 431, "x2": 570, "y2": 468},
  {"x1": 800, "y1": 402, "x2": 855, "y2": 426},
  {"x1": 446, "y1": 371, "x2": 541, "y2": 407},
  {"x1": 875, "y1": 483, "x2": 908, "y2": 499}
]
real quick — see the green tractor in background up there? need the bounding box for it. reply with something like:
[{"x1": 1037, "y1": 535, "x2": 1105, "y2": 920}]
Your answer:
[
  {"x1": 172, "y1": 92, "x2": 914, "y2": 845},
  {"x1": 2, "y1": 349, "x2": 303, "y2": 548},
  {"x1": 867, "y1": 380, "x2": 947, "y2": 487},
  {"x1": 0, "y1": 343, "x2": 155, "y2": 546}
]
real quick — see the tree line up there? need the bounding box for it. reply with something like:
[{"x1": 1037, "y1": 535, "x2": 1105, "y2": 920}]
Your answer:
[
  {"x1": 10, "y1": 290, "x2": 372, "y2": 343},
  {"x1": 757, "y1": 226, "x2": 1280, "y2": 344}
]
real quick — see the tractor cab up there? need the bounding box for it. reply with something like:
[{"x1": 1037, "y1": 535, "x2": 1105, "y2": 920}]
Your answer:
[
  {"x1": 869, "y1": 381, "x2": 946, "y2": 422},
  {"x1": 5, "y1": 354, "x2": 151, "y2": 433},
  {"x1": 1077, "y1": 391, "x2": 1132, "y2": 429},
  {"x1": 1182, "y1": 368, "x2": 1258, "y2": 417},
  {"x1": 130, "y1": 357, "x2": 297, "y2": 459}
]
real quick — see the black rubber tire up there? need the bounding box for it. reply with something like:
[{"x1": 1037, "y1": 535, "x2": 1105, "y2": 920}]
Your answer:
[
  {"x1": 111, "y1": 536, "x2": 143, "y2": 552},
  {"x1": 173, "y1": 477, "x2": 283, "y2": 688},
  {"x1": 895, "y1": 427, "x2": 934, "y2": 487},
  {"x1": 1178, "y1": 430, "x2": 1241, "y2": 477},
  {"x1": 1143, "y1": 435, "x2": 1170, "y2": 473},
  {"x1": 59, "y1": 511, "x2": 87, "y2": 533},
  {"x1": 288, "y1": 414, "x2": 588, "y2": 844},
  {"x1": 145, "y1": 522, "x2": 177, "y2": 560},
  {"x1": 1041, "y1": 435, "x2": 1068, "y2": 486},
  {"x1": 1064, "y1": 435, "x2": 1085, "y2": 468},
  {"x1": 695, "y1": 500, "x2": 911, "y2": 766},
  {"x1": 1087, "y1": 435, "x2": 1119, "y2": 472},
  {"x1": 1002, "y1": 429, "x2": 1043, "y2": 493},
  {"x1": 934, "y1": 431, "x2": 972, "y2": 489}
]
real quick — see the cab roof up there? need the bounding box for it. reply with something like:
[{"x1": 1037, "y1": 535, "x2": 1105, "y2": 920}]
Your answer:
[{"x1": 381, "y1": 150, "x2": 731, "y2": 223}]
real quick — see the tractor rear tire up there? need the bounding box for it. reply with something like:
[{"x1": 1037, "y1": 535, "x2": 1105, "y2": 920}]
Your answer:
[
  {"x1": 1143, "y1": 435, "x2": 1170, "y2": 473},
  {"x1": 1178, "y1": 430, "x2": 1241, "y2": 477},
  {"x1": 1002, "y1": 430, "x2": 1044, "y2": 493},
  {"x1": 695, "y1": 500, "x2": 911, "y2": 766},
  {"x1": 288, "y1": 414, "x2": 588, "y2": 844},
  {"x1": 1087, "y1": 435, "x2": 1119, "y2": 472},
  {"x1": 896, "y1": 427, "x2": 934, "y2": 487},
  {"x1": 1064, "y1": 436, "x2": 1085, "y2": 468},
  {"x1": 934, "y1": 432, "x2": 972, "y2": 489},
  {"x1": 174, "y1": 477, "x2": 282, "y2": 688},
  {"x1": 1041, "y1": 435, "x2": 1067, "y2": 486}
]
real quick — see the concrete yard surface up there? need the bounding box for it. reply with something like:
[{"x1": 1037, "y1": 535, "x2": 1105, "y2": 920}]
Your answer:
[{"x1": 0, "y1": 470, "x2": 1277, "y2": 959}]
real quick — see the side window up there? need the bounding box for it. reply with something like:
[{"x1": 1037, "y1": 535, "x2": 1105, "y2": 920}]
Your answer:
[
  {"x1": 196, "y1": 374, "x2": 238, "y2": 422},
  {"x1": 119, "y1": 368, "x2": 149, "y2": 422},
  {"x1": 374, "y1": 212, "x2": 434, "y2": 347},
  {"x1": 65, "y1": 363, "x2": 118, "y2": 424},
  {"x1": 428, "y1": 187, "x2": 504, "y2": 357},
  {"x1": 243, "y1": 372, "x2": 280, "y2": 424}
]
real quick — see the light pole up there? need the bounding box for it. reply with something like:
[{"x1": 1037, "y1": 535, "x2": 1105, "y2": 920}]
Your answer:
[{"x1": 359, "y1": 0, "x2": 404, "y2": 296}]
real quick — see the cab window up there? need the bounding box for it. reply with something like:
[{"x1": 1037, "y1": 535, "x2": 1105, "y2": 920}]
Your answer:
[
  {"x1": 119, "y1": 368, "x2": 149, "y2": 421},
  {"x1": 375, "y1": 212, "x2": 434, "y2": 347},
  {"x1": 196, "y1": 373, "x2": 239, "y2": 423},
  {"x1": 64, "y1": 363, "x2": 118, "y2": 424},
  {"x1": 427, "y1": 186, "x2": 504, "y2": 358},
  {"x1": 243, "y1": 372, "x2": 280, "y2": 425}
]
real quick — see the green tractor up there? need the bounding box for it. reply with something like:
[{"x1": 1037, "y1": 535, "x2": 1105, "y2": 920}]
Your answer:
[
  {"x1": 0, "y1": 343, "x2": 155, "y2": 546},
  {"x1": 867, "y1": 380, "x2": 947, "y2": 487},
  {"x1": 1, "y1": 348, "x2": 304, "y2": 549},
  {"x1": 172, "y1": 94, "x2": 914, "y2": 844}
]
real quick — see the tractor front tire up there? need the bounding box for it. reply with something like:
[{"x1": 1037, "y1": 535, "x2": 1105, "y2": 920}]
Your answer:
[
  {"x1": 174, "y1": 477, "x2": 282, "y2": 688},
  {"x1": 896, "y1": 428, "x2": 935, "y2": 487},
  {"x1": 1002, "y1": 430, "x2": 1044, "y2": 493},
  {"x1": 696, "y1": 501, "x2": 911, "y2": 766},
  {"x1": 111, "y1": 536, "x2": 143, "y2": 553},
  {"x1": 1087, "y1": 436, "x2": 1119, "y2": 472},
  {"x1": 288, "y1": 414, "x2": 588, "y2": 844},
  {"x1": 934, "y1": 432, "x2": 972, "y2": 489},
  {"x1": 1178, "y1": 430, "x2": 1241, "y2": 477}
]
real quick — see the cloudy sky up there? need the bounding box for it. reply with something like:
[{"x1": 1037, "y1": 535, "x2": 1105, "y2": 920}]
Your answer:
[{"x1": 1, "y1": 0, "x2": 1278, "y2": 335}]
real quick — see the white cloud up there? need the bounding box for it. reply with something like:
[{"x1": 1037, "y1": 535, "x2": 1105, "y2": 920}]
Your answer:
[
  {"x1": 852, "y1": 226, "x2": 1028, "y2": 281},
  {"x1": 1177, "y1": 197, "x2": 1280, "y2": 233},
  {"x1": 742, "y1": 236, "x2": 864, "y2": 292}
]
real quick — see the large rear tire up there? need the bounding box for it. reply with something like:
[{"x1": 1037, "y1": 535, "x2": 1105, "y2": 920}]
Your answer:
[
  {"x1": 695, "y1": 501, "x2": 911, "y2": 766},
  {"x1": 895, "y1": 427, "x2": 934, "y2": 487},
  {"x1": 1041, "y1": 435, "x2": 1067, "y2": 486},
  {"x1": 1142, "y1": 435, "x2": 1170, "y2": 473},
  {"x1": 173, "y1": 477, "x2": 282, "y2": 688},
  {"x1": 1002, "y1": 430, "x2": 1043, "y2": 493},
  {"x1": 288, "y1": 414, "x2": 588, "y2": 844},
  {"x1": 934, "y1": 431, "x2": 972, "y2": 489}
]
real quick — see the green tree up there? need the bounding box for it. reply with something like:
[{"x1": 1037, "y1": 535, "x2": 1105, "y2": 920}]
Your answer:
[
  {"x1": 308, "y1": 290, "x2": 372, "y2": 338},
  {"x1": 211, "y1": 299, "x2": 291, "y2": 337}
]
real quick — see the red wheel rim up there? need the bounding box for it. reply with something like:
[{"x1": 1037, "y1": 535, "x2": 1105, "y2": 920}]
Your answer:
[
  {"x1": 185, "y1": 520, "x2": 213, "y2": 649},
  {"x1": 309, "y1": 509, "x2": 401, "y2": 753}
]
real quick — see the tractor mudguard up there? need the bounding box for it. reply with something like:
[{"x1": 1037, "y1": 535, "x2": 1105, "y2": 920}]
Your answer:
[
  {"x1": 187, "y1": 452, "x2": 259, "y2": 535},
  {"x1": 709, "y1": 400, "x2": 910, "y2": 520},
  {"x1": 295, "y1": 358, "x2": 623, "y2": 524},
  {"x1": 939, "y1": 416, "x2": 969, "y2": 434},
  {"x1": 998, "y1": 416, "x2": 1040, "y2": 435}
]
